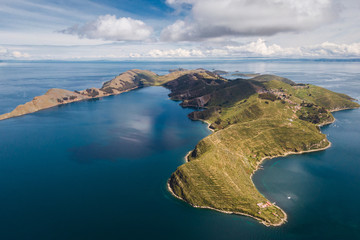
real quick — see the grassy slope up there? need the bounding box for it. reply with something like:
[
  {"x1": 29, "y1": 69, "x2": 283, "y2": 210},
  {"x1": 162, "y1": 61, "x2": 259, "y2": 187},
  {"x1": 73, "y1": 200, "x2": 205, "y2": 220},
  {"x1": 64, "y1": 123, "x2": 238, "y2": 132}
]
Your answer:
[
  {"x1": 203, "y1": 80, "x2": 358, "y2": 130},
  {"x1": 168, "y1": 76, "x2": 359, "y2": 226},
  {"x1": 156, "y1": 69, "x2": 222, "y2": 85},
  {"x1": 264, "y1": 80, "x2": 359, "y2": 111}
]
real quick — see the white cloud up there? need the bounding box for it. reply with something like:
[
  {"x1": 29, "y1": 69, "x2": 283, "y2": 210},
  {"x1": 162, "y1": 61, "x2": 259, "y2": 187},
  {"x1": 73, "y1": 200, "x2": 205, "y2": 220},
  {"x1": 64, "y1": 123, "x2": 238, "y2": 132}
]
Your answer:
[
  {"x1": 224, "y1": 39, "x2": 302, "y2": 56},
  {"x1": 0, "y1": 47, "x2": 30, "y2": 59},
  {"x1": 221, "y1": 39, "x2": 360, "y2": 57},
  {"x1": 141, "y1": 39, "x2": 360, "y2": 58},
  {"x1": 61, "y1": 15, "x2": 153, "y2": 41},
  {"x1": 129, "y1": 53, "x2": 142, "y2": 58},
  {"x1": 2, "y1": 39, "x2": 360, "y2": 60},
  {"x1": 147, "y1": 48, "x2": 204, "y2": 57},
  {"x1": 307, "y1": 42, "x2": 360, "y2": 56},
  {"x1": 162, "y1": 0, "x2": 340, "y2": 41}
]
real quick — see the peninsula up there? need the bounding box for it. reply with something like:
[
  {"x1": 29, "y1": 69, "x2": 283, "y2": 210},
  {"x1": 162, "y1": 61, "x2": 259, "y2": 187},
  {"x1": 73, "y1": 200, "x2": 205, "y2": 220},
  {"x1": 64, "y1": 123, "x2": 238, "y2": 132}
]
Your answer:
[{"x1": 1, "y1": 69, "x2": 359, "y2": 226}]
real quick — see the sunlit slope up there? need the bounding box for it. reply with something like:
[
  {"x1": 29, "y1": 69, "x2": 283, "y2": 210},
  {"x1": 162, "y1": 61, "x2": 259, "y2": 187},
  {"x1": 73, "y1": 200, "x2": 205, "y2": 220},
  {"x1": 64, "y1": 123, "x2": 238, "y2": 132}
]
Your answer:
[
  {"x1": 263, "y1": 79, "x2": 359, "y2": 111},
  {"x1": 168, "y1": 75, "x2": 359, "y2": 226},
  {"x1": 169, "y1": 96, "x2": 329, "y2": 225},
  {"x1": 190, "y1": 79, "x2": 359, "y2": 130}
]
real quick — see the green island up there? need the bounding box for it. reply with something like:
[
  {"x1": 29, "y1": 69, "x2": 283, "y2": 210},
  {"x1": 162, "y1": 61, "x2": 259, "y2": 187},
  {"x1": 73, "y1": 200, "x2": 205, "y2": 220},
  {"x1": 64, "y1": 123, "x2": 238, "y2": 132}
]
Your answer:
[{"x1": 1, "y1": 68, "x2": 359, "y2": 226}]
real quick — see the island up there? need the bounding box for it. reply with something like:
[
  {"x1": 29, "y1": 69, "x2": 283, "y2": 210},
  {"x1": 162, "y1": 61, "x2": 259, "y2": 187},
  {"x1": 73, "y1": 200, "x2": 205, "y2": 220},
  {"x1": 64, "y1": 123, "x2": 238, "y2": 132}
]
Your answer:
[{"x1": 1, "y1": 69, "x2": 359, "y2": 226}]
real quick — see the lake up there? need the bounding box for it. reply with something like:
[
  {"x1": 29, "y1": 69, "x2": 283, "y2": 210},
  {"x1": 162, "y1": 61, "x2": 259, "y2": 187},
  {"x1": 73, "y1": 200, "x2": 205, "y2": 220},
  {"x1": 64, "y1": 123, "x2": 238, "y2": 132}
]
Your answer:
[{"x1": 0, "y1": 60, "x2": 359, "y2": 239}]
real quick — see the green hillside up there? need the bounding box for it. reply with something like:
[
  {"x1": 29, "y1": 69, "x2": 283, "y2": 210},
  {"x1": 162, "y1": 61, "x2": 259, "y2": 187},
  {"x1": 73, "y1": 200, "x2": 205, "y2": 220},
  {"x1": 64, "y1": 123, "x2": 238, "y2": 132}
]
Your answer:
[{"x1": 167, "y1": 73, "x2": 359, "y2": 226}]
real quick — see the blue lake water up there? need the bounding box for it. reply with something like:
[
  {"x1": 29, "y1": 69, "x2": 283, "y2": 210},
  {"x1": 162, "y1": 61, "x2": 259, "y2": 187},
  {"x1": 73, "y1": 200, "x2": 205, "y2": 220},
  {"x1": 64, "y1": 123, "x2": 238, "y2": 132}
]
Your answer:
[{"x1": 0, "y1": 60, "x2": 359, "y2": 239}]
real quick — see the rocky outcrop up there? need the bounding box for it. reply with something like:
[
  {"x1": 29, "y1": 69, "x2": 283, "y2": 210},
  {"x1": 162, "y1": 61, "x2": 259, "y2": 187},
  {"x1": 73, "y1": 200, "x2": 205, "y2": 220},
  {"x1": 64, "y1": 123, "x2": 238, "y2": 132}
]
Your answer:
[{"x1": 181, "y1": 94, "x2": 212, "y2": 108}]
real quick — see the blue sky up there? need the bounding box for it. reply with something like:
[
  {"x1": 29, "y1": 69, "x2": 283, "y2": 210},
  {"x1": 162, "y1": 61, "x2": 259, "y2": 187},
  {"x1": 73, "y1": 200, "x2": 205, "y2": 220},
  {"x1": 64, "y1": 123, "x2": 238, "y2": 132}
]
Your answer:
[{"x1": 1, "y1": 0, "x2": 360, "y2": 59}]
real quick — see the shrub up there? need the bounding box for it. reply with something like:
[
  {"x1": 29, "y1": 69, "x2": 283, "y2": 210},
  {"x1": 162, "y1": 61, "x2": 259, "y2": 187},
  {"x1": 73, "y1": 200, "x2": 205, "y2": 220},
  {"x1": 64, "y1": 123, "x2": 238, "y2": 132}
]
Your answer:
[{"x1": 259, "y1": 93, "x2": 277, "y2": 101}]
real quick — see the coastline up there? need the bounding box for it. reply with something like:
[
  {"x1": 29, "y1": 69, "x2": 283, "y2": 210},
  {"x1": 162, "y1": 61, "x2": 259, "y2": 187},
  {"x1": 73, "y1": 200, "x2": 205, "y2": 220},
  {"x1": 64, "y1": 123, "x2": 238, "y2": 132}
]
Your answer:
[
  {"x1": 203, "y1": 120, "x2": 215, "y2": 132},
  {"x1": 184, "y1": 150, "x2": 192, "y2": 163},
  {"x1": 0, "y1": 86, "x2": 140, "y2": 121},
  {"x1": 251, "y1": 140, "x2": 332, "y2": 179},
  {"x1": 330, "y1": 106, "x2": 359, "y2": 113},
  {"x1": 166, "y1": 178, "x2": 286, "y2": 227},
  {"x1": 2, "y1": 67, "x2": 358, "y2": 226},
  {"x1": 317, "y1": 106, "x2": 360, "y2": 127},
  {"x1": 167, "y1": 120, "x2": 335, "y2": 227}
]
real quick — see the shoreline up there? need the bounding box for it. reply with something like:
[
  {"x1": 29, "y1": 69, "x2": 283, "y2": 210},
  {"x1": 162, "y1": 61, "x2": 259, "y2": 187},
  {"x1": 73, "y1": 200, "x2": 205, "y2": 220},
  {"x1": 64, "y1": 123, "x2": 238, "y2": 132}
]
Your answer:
[
  {"x1": 203, "y1": 120, "x2": 215, "y2": 132},
  {"x1": 166, "y1": 178, "x2": 286, "y2": 227},
  {"x1": 1, "y1": 68, "x2": 358, "y2": 225},
  {"x1": 317, "y1": 116, "x2": 336, "y2": 127},
  {"x1": 0, "y1": 86, "x2": 140, "y2": 121},
  {"x1": 251, "y1": 140, "x2": 332, "y2": 179},
  {"x1": 330, "y1": 106, "x2": 359, "y2": 113},
  {"x1": 166, "y1": 180, "x2": 284, "y2": 227},
  {"x1": 167, "y1": 118, "x2": 336, "y2": 227},
  {"x1": 184, "y1": 150, "x2": 192, "y2": 163}
]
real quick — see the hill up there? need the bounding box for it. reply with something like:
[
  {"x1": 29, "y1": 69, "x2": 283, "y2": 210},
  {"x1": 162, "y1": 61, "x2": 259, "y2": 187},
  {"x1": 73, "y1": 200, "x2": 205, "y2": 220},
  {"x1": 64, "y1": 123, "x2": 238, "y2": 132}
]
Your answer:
[
  {"x1": 0, "y1": 69, "x2": 358, "y2": 226},
  {"x1": 165, "y1": 73, "x2": 359, "y2": 226}
]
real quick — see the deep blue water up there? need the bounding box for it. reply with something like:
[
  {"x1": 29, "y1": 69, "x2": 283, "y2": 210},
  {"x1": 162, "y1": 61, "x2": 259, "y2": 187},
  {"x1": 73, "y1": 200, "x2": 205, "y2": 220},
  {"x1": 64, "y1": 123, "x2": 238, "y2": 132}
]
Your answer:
[{"x1": 0, "y1": 60, "x2": 359, "y2": 239}]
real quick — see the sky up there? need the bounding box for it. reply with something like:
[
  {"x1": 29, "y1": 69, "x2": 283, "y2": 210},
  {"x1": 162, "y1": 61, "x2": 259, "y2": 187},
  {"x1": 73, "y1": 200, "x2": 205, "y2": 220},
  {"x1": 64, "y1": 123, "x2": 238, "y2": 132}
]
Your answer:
[{"x1": 0, "y1": 0, "x2": 360, "y2": 60}]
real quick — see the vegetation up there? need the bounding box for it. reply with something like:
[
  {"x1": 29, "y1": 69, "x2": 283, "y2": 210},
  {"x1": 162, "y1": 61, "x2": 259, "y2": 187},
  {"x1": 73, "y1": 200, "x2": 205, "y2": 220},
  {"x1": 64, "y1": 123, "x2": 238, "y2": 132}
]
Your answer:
[
  {"x1": 258, "y1": 92, "x2": 278, "y2": 101},
  {"x1": 251, "y1": 74, "x2": 296, "y2": 85},
  {"x1": 0, "y1": 68, "x2": 358, "y2": 226},
  {"x1": 166, "y1": 72, "x2": 359, "y2": 226},
  {"x1": 169, "y1": 117, "x2": 328, "y2": 225}
]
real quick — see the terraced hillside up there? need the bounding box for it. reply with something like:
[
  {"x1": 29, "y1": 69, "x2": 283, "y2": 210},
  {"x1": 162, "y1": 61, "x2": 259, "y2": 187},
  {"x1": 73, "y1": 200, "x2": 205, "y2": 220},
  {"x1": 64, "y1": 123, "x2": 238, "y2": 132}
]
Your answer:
[{"x1": 166, "y1": 73, "x2": 359, "y2": 226}]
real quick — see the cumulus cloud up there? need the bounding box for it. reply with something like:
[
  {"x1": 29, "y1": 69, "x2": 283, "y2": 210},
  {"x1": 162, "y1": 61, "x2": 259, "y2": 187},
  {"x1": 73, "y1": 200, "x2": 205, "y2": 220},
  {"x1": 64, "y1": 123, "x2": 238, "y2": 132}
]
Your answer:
[
  {"x1": 0, "y1": 47, "x2": 30, "y2": 59},
  {"x1": 3, "y1": 40, "x2": 360, "y2": 60},
  {"x1": 147, "y1": 48, "x2": 204, "y2": 57},
  {"x1": 222, "y1": 39, "x2": 360, "y2": 57},
  {"x1": 61, "y1": 15, "x2": 152, "y2": 41},
  {"x1": 162, "y1": 0, "x2": 340, "y2": 41},
  {"x1": 307, "y1": 42, "x2": 360, "y2": 56},
  {"x1": 224, "y1": 39, "x2": 302, "y2": 56},
  {"x1": 139, "y1": 39, "x2": 360, "y2": 58}
]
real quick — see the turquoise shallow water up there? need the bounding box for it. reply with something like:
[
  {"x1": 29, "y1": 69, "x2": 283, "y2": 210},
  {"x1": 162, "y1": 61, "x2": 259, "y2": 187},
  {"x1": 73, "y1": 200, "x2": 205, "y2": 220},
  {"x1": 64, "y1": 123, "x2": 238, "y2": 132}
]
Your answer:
[{"x1": 0, "y1": 60, "x2": 359, "y2": 239}]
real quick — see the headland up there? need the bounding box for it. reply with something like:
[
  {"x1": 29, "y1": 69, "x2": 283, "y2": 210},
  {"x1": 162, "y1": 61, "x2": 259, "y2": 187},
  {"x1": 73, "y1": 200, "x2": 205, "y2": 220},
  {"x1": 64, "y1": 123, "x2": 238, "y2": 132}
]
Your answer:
[{"x1": 1, "y1": 68, "x2": 358, "y2": 226}]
